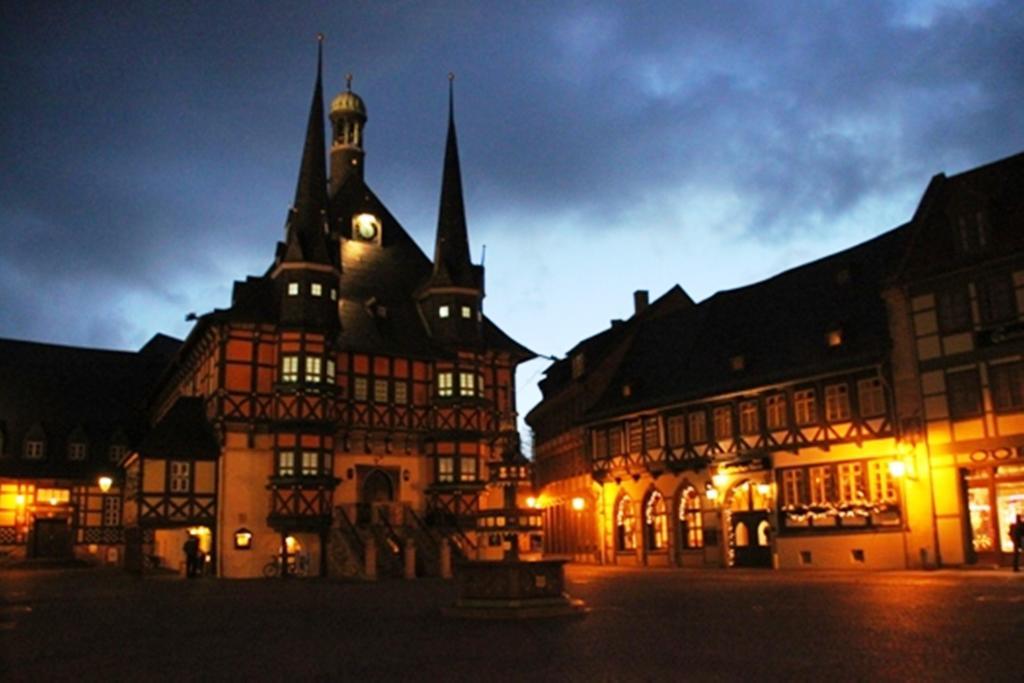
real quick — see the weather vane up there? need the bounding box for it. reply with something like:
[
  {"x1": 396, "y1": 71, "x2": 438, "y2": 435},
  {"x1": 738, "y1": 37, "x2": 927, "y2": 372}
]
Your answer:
[{"x1": 346, "y1": 73, "x2": 353, "y2": 91}]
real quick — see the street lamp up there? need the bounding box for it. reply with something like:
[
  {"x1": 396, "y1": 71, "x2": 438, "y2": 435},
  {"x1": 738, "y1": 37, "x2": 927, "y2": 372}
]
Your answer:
[
  {"x1": 571, "y1": 496, "x2": 585, "y2": 511},
  {"x1": 98, "y1": 476, "x2": 113, "y2": 493}
]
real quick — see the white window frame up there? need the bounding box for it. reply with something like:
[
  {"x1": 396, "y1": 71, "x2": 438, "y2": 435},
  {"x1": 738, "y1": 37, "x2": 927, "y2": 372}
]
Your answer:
[
  {"x1": 825, "y1": 383, "x2": 851, "y2": 422},
  {"x1": 281, "y1": 356, "x2": 299, "y2": 383},
  {"x1": 169, "y1": 461, "x2": 191, "y2": 493},
  {"x1": 857, "y1": 378, "x2": 885, "y2": 417},
  {"x1": 739, "y1": 400, "x2": 759, "y2": 435},
  {"x1": 713, "y1": 406, "x2": 733, "y2": 441},
  {"x1": 459, "y1": 372, "x2": 475, "y2": 397},
  {"x1": 437, "y1": 372, "x2": 454, "y2": 397},
  {"x1": 305, "y1": 356, "x2": 322, "y2": 383},
  {"x1": 794, "y1": 389, "x2": 817, "y2": 425},
  {"x1": 301, "y1": 451, "x2": 319, "y2": 477},
  {"x1": 688, "y1": 411, "x2": 707, "y2": 443},
  {"x1": 766, "y1": 394, "x2": 787, "y2": 430}
]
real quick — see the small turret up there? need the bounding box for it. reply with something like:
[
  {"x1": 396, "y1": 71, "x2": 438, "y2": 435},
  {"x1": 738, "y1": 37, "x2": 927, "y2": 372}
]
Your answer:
[{"x1": 329, "y1": 74, "x2": 367, "y2": 193}]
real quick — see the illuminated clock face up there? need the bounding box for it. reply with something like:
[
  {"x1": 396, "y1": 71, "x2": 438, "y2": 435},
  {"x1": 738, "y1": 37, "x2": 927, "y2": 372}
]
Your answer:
[{"x1": 352, "y1": 213, "x2": 380, "y2": 241}]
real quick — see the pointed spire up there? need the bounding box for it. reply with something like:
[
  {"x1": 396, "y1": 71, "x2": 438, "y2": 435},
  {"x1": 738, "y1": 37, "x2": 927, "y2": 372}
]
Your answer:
[
  {"x1": 283, "y1": 34, "x2": 332, "y2": 266},
  {"x1": 430, "y1": 73, "x2": 476, "y2": 288}
]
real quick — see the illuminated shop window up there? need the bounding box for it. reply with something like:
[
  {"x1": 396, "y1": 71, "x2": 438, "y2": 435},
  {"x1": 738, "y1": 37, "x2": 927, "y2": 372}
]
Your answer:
[
  {"x1": 437, "y1": 372, "x2": 454, "y2": 397},
  {"x1": 679, "y1": 486, "x2": 703, "y2": 549},
  {"x1": 766, "y1": 394, "x2": 787, "y2": 429},
  {"x1": 615, "y1": 495, "x2": 636, "y2": 551},
  {"x1": 37, "y1": 488, "x2": 70, "y2": 505},
  {"x1": 857, "y1": 378, "x2": 886, "y2": 417},
  {"x1": 824, "y1": 383, "x2": 850, "y2": 421},
  {"x1": 644, "y1": 491, "x2": 668, "y2": 550},
  {"x1": 281, "y1": 356, "x2": 299, "y2": 383},
  {"x1": 794, "y1": 389, "x2": 817, "y2": 425},
  {"x1": 278, "y1": 451, "x2": 295, "y2": 476}
]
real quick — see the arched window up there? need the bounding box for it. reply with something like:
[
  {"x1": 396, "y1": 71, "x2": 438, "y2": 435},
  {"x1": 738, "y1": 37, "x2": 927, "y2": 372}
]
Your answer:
[
  {"x1": 679, "y1": 486, "x2": 704, "y2": 549},
  {"x1": 615, "y1": 495, "x2": 636, "y2": 551},
  {"x1": 644, "y1": 490, "x2": 668, "y2": 551}
]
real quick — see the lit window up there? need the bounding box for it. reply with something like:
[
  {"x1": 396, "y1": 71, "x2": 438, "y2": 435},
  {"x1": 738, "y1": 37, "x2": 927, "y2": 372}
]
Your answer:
[
  {"x1": 782, "y1": 469, "x2": 805, "y2": 506},
  {"x1": 644, "y1": 491, "x2": 668, "y2": 550},
  {"x1": 394, "y1": 382, "x2": 408, "y2": 404},
  {"x1": 477, "y1": 374, "x2": 485, "y2": 396},
  {"x1": 439, "y1": 305, "x2": 450, "y2": 319},
  {"x1": 666, "y1": 415, "x2": 685, "y2": 446},
  {"x1": 688, "y1": 411, "x2": 707, "y2": 443},
  {"x1": 68, "y1": 442, "x2": 87, "y2": 461},
  {"x1": 353, "y1": 377, "x2": 368, "y2": 401},
  {"x1": 615, "y1": 495, "x2": 636, "y2": 551},
  {"x1": 305, "y1": 356, "x2": 323, "y2": 383},
  {"x1": 766, "y1": 394, "x2": 787, "y2": 429},
  {"x1": 808, "y1": 465, "x2": 832, "y2": 503},
  {"x1": 644, "y1": 417, "x2": 660, "y2": 448},
  {"x1": 460, "y1": 457, "x2": 477, "y2": 482},
  {"x1": 679, "y1": 486, "x2": 703, "y2": 549},
  {"x1": 857, "y1": 378, "x2": 886, "y2": 417},
  {"x1": 794, "y1": 389, "x2": 817, "y2": 425},
  {"x1": 627, "y1": 420, "x2": 643, "y2": 452},
  {"x1": 990, "y1": 362, "x2": 1024, "y2": 411},
  {"x1": 437, "y1": 372, "x2": 454, "y2": 397},
  {"x1": 837, "y1": 462, "x2": 864, "y2": 502},
  {"x1": 713, "y1": 406, "x2": 733, "y2": 440},
  {"x1": 24, "y1": 440, "x2": 45, "y2": 460},
  {"x1": 287, "y1": 282, "x2": 299, "y2": 296},
  {"x1": 571, "y1": 353, "x2": 585, "y2": 379},
  {"x1": 438, "y1": 457, "x2": 454, "y2": 483},
  {"x1": 281, "y1": 356, "x2": 299, "y2": 383},
  {"x1": 170, "y1": 461, "x2": 191, "y2": 493},
  {"x1": 867, "y1": 460, "x2": 897, "y2": 503},
  {"x1": 36, "y1": 488, "x2": 70, "y2": 504},
  {"x1": 461, "y1": 305, "x2": 472, "y2": 319},
  {"x1": 826, "y1": 329, "x2": 843, "y2": 347},
  {"x1": 374, "y1": 379, "x2": 389, "y2": 403},
  {"x1": 459, "y1": 372, "x2": 475, "y2": 396},
  {"x1": 330, "y1": 288, "x2": 337, "y2": 301},
  {"x1": 824, "y1": 384, "x2": 851, "y2": 421},
  {"x1": 739, "y1": 401, "x2": 759, "y2": 435},
  {"x1": 301, "y1": 451, "x2": 319, "y2": 476},
  {"x1": 311, "y1": 283, "x2": 323, "y2": 297},
  {"x1": 102, "y1": 497, "x2": 121, "y2": 527},
  {"x1": 325, "y1": 359, "x2": 336, "y2": 385},
  {"x1": 278, "y1": 451, "x2": 295, "y2": 476}
]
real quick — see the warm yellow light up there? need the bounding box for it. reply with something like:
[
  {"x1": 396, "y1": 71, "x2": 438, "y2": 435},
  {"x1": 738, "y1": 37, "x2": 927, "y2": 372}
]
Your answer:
[
  {"x1": 49, "y1": 496, "x2": 58, "y2": 506},
  {"x1": 888, "y1": 460, "x2": 907, "y2": 478},
  {"x1": 705, "y1": 488, "x2": 719, "y2": 501},
  {"x1": 526, "y1": 496, "x2": 538, "y2": 509},
  {"x1": 98, "y1": 476, "x2": 113, "y2": 493},
  {"x1": 571, "y1": 497, "x2": 585, "y2": 511},
  {"x1": 15, "y1": 494, "x2": 26, "y2": 507},
  {"x1": 712, "y1": 473, "x2": 729, "y2": 488},
  {"x1": 756, "y1": 483, "x2": 771, "y2": 497}
]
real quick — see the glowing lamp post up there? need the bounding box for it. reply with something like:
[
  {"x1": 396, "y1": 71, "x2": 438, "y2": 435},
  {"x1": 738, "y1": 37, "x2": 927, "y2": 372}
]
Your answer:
[{"x1": 98, "y1": 476, "x2": 113, "y2": 493}]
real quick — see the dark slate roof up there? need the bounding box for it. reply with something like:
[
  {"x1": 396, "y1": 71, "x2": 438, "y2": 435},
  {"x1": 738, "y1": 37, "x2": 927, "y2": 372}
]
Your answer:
[
  {"x1": 280, "y1": 41, "x2": 335, "y2": 268},
  {"x1": 585, "y1": 226, "x2": 910, "y2": 419},
  {"x1": 136, "y1": 397, "x2": 219, "y2": 460},
  {"x1": 0, "y1": 335, "x2": 181, "y2": 478},
  {"x1": 897, "y1": 151, "x2": 1024, "y2": 282}
]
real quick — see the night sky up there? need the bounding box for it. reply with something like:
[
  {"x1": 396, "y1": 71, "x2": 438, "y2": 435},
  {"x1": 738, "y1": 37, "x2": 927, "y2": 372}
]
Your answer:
[{"x1": 3, "y1": 1, "x2": 1023, "y2": 440}]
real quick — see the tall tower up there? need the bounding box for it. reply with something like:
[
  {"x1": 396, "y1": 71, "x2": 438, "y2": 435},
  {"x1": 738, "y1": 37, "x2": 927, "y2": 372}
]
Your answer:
[
  {"x1": 417, "y1": 76, "x2": 485, "y2": 346},
  {"x1": 328, "y1": 75, "x2": 366, "y2": 194}
]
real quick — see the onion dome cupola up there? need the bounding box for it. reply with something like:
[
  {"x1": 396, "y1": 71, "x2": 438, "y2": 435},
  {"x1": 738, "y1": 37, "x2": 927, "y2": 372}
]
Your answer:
[
  {"x1": 417, "y1": 75, "x2": 485, "y2": 346},
  {"x1": 274, "y1": 35, "x2": 340, "y2": 331},
  {"x1": 329, "y1": 74, "x2": 367, "y2": 193}
]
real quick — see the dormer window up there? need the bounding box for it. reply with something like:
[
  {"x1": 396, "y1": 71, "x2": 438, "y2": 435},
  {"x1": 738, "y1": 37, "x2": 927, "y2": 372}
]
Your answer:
[
  {"x1": 68, "y1": 442, "x2": 87, "y2": 461},
  {"x1": 461, "y1": 305, "x2": 472, "y2": 319},
  {"x1": 730, "y1": 355, "x2": 745, "y2": 371},
  {"x1": 109, "y1": 444, "x2": 128, "y2": 463},
  {"x1": 311, "y1": 283, "x2": 323, "y2": 297},
  {"x1": 826, "y1": 329, "x2": 843, "y2": 347},
  {"x1": 439, "y1": 305, "x2": 450, "y2": 319},
  {"x1": 24, "y1": 439, "x2": 45, "y2": 460},
  {"x1": 287, "y1": 282, "x2": 299, "y2": 296}
]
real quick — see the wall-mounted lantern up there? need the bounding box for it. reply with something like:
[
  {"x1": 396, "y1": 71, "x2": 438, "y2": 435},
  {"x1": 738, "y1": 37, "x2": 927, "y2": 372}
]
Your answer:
[
  {"x1": 234, "y1": 528, "x2": 253, "y2": 550},
  {"x1": 98, "y1": 476, "x2": 113, "y2": 493}
]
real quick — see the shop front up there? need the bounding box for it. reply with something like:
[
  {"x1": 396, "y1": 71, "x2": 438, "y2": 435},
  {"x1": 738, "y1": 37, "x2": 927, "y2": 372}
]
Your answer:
[{"x1": 962, "y1": 447, "x2": 1024, "y2": 566}]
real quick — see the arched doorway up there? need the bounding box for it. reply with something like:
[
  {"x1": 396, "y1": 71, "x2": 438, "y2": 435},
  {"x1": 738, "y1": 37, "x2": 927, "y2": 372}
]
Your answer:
[
  {"x1": 614, "y1": 494, "x2": 637, "y2": 558},
  {"x1": 642, "y1": 489, "x2": 668, "y2": 561},
  {"x1": 357, "y1": 468, "x2": 396, "y2": 525},
  {"x1": 727, "y1": 480, "x2": 772, "y2": 568}
]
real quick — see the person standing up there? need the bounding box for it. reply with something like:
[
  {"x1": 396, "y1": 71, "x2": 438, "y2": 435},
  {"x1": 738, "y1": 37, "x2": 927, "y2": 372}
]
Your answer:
[
  {"x1": 1011, "y1": 514, "x2": 1023, "y2": 573},
  {"x1": 183, "y1": 533, "x2": 200, "y2": 578}
]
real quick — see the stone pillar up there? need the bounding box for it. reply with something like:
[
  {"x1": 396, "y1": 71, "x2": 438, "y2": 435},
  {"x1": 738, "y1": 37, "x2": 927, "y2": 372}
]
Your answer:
[
  {"x1": 364, "y1": 537, "x2": 377, "y2": 581},
  {"x1": 440, "y1": 538, "x2": 452, "y2": 579},
  {"x1": 403, "y1": 538, "x2": 416, "y2": 580}
]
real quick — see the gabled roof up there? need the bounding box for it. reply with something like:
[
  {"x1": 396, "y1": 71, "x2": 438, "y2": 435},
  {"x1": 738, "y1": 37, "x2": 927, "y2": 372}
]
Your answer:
[
  {"x1": 136, "y1": 397, "x2": 219, "y2": 460},
  {"x1": 0, "y1": 335, "x2": 180, "y2": 477},
  {"x1": 584, "y1": 226, "x2": 909, "y2": 419}
]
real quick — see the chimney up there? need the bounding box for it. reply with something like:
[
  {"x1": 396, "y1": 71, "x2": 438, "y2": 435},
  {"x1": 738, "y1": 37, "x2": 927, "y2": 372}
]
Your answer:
[{"x1": 634, "y1": 290, "x2": 649, "y2": 314}]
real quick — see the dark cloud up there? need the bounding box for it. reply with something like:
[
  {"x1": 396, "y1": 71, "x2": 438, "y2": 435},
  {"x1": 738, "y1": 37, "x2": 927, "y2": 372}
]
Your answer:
[{"x1": 1, "y1": 0, "x2": 1022, "y2": 352}]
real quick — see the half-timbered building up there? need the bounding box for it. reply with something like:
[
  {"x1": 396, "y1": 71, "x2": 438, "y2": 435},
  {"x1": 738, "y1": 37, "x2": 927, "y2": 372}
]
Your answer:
[
  {"x1": 529, "y1": 151, "x2": 1024, "y2": 570},
  {"x1": 128, "y1": 51, "x2": 533, "y2": 577}
]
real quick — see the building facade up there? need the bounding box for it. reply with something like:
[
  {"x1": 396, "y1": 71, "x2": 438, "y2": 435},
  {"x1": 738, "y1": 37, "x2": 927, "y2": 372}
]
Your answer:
[{"x1": 528, "y1": 152, "x2": 1024, "y2": 570}]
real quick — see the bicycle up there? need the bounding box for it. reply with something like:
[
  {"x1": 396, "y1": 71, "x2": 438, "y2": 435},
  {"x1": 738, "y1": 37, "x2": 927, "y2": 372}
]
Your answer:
[{"x1": 262, "y1": 553, "x2": 309, "y2": 578}]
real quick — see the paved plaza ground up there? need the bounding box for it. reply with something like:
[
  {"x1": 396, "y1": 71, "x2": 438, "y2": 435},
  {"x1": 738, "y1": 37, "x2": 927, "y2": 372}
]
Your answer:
[{"x1": 2, "y1": 563, "x2": 1023, "y2": 681}]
